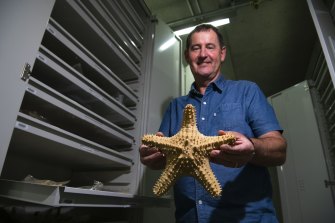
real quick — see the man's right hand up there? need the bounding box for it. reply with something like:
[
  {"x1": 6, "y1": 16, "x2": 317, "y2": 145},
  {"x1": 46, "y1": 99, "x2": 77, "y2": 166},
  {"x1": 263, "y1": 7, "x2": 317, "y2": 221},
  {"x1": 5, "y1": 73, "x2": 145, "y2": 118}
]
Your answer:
[{"x1": 139, "y1": 132, "x2": 166, "y2": 170}]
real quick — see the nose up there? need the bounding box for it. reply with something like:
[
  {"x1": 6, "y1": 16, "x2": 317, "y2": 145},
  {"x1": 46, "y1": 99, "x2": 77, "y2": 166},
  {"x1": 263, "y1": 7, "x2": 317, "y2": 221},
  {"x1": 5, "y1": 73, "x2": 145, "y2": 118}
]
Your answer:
[{"x1": 199, "y1": 47, "x2": 207, "y2": 58}]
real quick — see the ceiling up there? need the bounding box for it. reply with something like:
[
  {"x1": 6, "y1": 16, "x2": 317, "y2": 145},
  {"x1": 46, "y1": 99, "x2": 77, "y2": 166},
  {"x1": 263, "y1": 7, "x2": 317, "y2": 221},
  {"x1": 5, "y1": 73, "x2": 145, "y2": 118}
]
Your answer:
[{"x1": 144, "y1": 0, "x2": 318, "y2": 96}]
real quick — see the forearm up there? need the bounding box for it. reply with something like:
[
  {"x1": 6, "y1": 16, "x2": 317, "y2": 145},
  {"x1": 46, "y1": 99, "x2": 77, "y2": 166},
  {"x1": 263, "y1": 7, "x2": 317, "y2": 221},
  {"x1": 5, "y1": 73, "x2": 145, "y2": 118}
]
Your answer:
[{"x1": 249, "y1": 131, "x2": 287, "y2": 167}]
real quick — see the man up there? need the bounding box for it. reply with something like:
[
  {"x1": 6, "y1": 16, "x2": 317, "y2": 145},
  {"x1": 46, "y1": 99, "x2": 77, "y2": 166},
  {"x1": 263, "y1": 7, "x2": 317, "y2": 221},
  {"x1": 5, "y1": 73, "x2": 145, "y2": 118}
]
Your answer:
[{"x1": 140, "y1": 24, "x2": 287, "y2": 223}]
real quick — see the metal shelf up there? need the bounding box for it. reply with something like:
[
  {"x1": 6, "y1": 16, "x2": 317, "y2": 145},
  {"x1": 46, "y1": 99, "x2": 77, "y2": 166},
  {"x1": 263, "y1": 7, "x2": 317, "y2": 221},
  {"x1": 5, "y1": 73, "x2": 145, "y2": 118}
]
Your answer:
[
  {"x1": 101, "y1": 0, "x2": 143, "y2": 49},
  {"x1": 43, "y1": 18, "x2": 138, "y2": 107},
  {"x1": 32, "y1": 46, "x2": 136, "y2": 127},
  {"x1": 0, "y1": 179, "x2": 171, "y2": 207},
  {"x1": 22, "y1": 78, "x2": 134, "y2": 148},
  {"x1": 84, "y1": 0, "x2": 142, "y2": 65},
  {"x1": 117, "y1": 0, "x2": 145, "y2": 33},
  {"x1": 50, "y1": 0, "x2": 140, "y2": 81},
  {"x1": 12, "y1": 112, "x2": 132, "y2": 170}
]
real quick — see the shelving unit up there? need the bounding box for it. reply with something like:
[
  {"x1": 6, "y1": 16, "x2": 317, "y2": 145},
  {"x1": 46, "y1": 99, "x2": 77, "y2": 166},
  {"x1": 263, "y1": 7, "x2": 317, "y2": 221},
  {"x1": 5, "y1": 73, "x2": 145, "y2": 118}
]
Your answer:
[
  {"x1": 0, "y1": 0, "x2": 174, "y2": 213},
  {"x1": 43, "y1": 18, "x2": 138, "y2": 107},
  {"x1": 0, "y1": 179, "x2": 170, "y2": 207},
  {"x1": 21, "y1": 78, "x2": 134, "y2": 149},
  {"x1": 51, "y1": 0, "x2": 141, "y2": 82},
  {"x1": 34, "y1": 46, "x2": 136, "y2": 128}
]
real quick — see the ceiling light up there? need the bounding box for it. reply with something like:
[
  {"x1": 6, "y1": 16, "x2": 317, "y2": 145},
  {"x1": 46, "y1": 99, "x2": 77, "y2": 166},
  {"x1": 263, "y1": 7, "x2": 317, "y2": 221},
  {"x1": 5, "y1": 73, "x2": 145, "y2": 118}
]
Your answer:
[
  {"x1": 209, "y1": 18, "x2": 231, "y2": 27},
  {"x1": 159, "y1": 37, "x2": 177, "y2": 51},
  {"x1": 174, "y1": 18, "x2": 230, "y2": 36}
]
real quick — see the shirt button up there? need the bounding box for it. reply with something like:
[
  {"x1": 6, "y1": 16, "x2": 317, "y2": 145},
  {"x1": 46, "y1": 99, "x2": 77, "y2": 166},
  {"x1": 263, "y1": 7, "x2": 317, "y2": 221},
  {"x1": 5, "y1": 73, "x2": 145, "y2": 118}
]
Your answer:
[
  {"x1": 203, "y1": 101, "x2": 207, "y2": 105},
  {"x1": 213, "y1": 113, "x2": 216, "y2": 116},
  {"x1": 198, "y1": 200, "x2": 203, "y2": 205},
  {"x1": 201, "y1": 117, "x2": 205, "y2": 121}
]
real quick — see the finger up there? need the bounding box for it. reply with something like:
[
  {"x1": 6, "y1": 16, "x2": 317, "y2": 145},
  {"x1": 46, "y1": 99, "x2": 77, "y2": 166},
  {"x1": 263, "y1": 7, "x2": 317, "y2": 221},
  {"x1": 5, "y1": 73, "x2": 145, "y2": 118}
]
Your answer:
[
  {"x1": 141, "y1": 152, "x2": 166, "y2": 169},
  {"x1": 218, "y1": 130, "x2": 226, "y2": 136},
  {"x1": 224, "y1": 153, "x2": 250, "y2": 163},
  {"x1": 139, "y1": 145, "x2": 159, "y2": 157},
  {"x1": 141, "y1": 151, "x2": 163, "y2": 161},
  {"x1": 210, "y1": 154, "x2": 240, "y2": 168},
  {"x1": 210, "y1": 150, "x2": 232, "y2": 164},
  {"x1": 220, "y1": 145, "x2": 254, "y2": 157},
  {"x1": 211, "y1": 149, "x2": 250, "y2": 164},
  {"x1": 156, "y1": 132, "x2": 164, "y2": 137}
]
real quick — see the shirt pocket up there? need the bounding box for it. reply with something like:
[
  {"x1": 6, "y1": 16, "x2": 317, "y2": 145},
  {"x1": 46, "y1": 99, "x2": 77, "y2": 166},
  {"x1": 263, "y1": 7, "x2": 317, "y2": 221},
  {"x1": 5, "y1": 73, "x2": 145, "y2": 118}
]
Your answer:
[{"x1": 213, "y1": 103, "x2": 245, "y2": 131}]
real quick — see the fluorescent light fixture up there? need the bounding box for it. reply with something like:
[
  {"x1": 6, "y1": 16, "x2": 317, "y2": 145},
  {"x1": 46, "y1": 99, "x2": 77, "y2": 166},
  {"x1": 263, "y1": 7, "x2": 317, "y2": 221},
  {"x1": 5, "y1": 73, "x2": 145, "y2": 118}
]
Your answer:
[
  {"x1": 174, "y1": 27, "x2": 196, "y2": 37},
  {"x1": 210, "y1": 18, "x2": 230, "y2": 27},
  {"x1": 159, "y1": 37, "x2": 177, "y2": 51},
  {"x1": 174, "y1": 18, "x2": 230, "y2": 36},
  {"x1": 158, "y1": 36, "x2": 177, "y2": 51}
]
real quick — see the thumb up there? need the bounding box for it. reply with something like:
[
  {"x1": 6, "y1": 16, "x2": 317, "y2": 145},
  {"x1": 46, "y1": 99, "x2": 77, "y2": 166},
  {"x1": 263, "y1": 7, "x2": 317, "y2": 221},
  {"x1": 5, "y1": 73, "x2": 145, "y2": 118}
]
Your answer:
[
  {"x1": 218, "y1": 130, "x2": 226, "y2": 136},
  {"x1": 156, "y1": 132, "x2": 164, "y2": 137}
]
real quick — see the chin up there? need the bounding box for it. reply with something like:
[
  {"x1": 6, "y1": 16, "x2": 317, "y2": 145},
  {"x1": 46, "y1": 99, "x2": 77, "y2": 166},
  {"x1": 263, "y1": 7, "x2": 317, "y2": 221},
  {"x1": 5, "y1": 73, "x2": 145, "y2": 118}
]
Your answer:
[{"x1": 198, "y1": 71, "x2": 216, "y2": 77}]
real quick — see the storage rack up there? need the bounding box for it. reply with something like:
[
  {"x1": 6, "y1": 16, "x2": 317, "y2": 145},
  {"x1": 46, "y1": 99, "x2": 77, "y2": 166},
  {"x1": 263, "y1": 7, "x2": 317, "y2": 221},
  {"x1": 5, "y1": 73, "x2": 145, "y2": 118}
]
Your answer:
[{"x1": 0, "y1": 0, "x2": 170, "y2": 208}]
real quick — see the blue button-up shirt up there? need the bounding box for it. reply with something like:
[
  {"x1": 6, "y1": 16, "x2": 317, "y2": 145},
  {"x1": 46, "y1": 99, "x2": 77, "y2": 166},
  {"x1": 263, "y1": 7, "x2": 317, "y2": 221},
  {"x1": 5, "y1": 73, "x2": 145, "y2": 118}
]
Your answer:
[{"x1": 158, "y1": 75, "x2": 282, "y2": 223}]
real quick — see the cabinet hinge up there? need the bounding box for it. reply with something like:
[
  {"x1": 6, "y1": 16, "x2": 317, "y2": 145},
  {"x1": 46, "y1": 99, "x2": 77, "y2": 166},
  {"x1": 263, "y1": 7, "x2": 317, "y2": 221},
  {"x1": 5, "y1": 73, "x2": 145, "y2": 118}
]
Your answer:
[{"x1": 21, "y1": 62, "x2": 32, "y2": 81}]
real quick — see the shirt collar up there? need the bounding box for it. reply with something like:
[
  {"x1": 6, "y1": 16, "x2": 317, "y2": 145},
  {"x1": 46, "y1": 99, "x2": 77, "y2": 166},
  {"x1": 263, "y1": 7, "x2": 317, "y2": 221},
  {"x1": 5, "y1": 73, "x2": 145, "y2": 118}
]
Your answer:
[{"x1": 189, "y1": 74, "x2": 225, "y2": 97}]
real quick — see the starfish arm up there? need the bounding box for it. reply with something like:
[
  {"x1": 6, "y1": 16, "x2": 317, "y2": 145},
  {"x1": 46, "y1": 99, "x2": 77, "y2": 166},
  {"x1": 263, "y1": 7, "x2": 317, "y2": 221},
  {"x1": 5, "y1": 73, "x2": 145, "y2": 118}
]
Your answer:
[
  {"x1": 153, "y1": 158, "x2": 181, "y2": 196},
  {"x1": 194, "y1": 134, "x2": 236, "y2": 153},
  {"x1": 142, "y1": 134, "x2": 182, "y2": 152},
  {"x1": 193, "y1": 161, "x2": 222, "y2": 197},
  {"x1": 142, "y1": 134, "x2": 167, "y2": 147}
]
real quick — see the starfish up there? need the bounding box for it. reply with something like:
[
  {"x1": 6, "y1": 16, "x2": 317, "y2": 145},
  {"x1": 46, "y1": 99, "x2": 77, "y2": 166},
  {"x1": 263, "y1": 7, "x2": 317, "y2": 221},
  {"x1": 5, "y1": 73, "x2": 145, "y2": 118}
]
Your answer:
[{"x1": 142, "y1": 104, "x2": 236, "y2": 197}]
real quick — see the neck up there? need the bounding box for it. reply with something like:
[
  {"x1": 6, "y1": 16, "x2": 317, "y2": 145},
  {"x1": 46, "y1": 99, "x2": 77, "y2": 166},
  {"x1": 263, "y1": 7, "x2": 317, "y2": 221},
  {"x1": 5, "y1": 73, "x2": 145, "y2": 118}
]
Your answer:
[{"x1": 194, "y1": 73, "x2": 220, "y2": 94}]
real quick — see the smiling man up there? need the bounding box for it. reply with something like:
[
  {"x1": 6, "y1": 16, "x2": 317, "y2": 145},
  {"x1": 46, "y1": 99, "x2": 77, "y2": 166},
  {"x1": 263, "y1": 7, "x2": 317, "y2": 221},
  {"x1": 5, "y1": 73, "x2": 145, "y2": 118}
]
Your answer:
[
  {"x1": 185, "y1": 27, "x2": 226, "y2": 94},
  {"x1": 140, "y1": 24, "x2": 287, "y2": 223}
]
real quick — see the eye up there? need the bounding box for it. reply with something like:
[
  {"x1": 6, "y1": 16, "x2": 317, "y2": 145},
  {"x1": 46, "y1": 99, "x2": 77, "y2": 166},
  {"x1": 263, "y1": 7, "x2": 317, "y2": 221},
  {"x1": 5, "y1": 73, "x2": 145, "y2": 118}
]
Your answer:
[
  {"x1": 191, "y1": 45, "x2": 200, "y2": 51},
  {"x1": 207, "y1": 44, "x2": 215, "y2": 49}
]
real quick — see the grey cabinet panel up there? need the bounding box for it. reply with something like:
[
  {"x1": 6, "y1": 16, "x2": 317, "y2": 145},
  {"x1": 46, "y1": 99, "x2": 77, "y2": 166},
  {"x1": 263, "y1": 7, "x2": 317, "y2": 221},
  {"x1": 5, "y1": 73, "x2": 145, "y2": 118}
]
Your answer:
[{"x1": 0, "y1": 0, "x2": 55, "y2": 173}]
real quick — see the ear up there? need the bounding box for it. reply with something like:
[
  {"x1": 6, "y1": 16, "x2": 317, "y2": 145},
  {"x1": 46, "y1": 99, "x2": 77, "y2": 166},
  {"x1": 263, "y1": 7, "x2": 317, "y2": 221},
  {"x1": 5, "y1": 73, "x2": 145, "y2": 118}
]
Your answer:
[{"x1": 220, "y1": 47, "x2": 226, "y2": 62}]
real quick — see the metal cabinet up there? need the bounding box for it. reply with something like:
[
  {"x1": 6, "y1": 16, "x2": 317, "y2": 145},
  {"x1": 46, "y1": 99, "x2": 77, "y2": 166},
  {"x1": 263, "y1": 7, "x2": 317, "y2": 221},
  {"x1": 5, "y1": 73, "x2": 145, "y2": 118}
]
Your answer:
[
  {"x1": 0, "y1": 0, "x2": 180, "y2": 215},
  {"x1": 269, "y1": 81, "x2": 335, "y2": 223}
]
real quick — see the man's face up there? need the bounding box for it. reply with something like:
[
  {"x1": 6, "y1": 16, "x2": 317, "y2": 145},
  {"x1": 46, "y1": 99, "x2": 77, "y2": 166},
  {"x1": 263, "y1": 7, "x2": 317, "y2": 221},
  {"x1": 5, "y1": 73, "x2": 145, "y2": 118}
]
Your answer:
[{"x1": 185, "y1": 29, "x2": 226, "y2": 80}]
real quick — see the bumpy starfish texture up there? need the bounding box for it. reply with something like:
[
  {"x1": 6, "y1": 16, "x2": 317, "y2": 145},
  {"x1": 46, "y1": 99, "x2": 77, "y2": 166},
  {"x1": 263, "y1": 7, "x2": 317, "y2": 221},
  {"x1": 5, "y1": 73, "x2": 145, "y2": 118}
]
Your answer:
[{"x1": 142, "y1": 104, "x2": 236, "y2": 197}]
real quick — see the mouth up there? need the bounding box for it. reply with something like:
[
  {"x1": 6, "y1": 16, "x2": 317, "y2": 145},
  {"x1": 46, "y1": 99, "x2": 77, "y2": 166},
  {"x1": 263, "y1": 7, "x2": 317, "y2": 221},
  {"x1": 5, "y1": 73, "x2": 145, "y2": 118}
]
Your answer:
[{"x1": 197, "y1": 60, "x2": 211, "y2": 66}]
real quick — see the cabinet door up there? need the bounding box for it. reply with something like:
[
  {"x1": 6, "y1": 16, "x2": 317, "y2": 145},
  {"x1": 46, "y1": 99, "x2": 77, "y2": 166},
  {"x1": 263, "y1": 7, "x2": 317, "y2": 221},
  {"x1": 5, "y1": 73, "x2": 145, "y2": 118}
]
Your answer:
[
  {"x1": 141, "y1": 18, "x2": 182, "y2": 196},
  {"x1": 0, "y1": 0, "x2": 55, "y2": 173},
  {"x1": 141, "y1": 18, "x2": 182, "y2": 223},
  {"x1": 269, "y1": 81, "x2": 335, "y2": 223}
]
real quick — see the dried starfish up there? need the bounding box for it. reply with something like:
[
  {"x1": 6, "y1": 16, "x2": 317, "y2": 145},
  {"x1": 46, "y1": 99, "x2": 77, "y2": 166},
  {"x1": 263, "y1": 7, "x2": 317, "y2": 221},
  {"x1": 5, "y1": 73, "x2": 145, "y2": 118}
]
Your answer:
[{"x1": 142, "y1": 104, "x2": 236, "y2": 197}]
